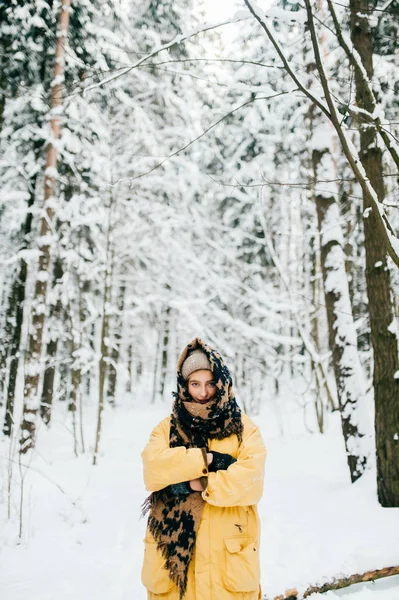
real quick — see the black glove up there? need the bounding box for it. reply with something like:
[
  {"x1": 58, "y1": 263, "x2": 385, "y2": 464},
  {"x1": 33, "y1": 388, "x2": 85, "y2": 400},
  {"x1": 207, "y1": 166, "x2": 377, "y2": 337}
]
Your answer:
[
  {"x1": 208, "y1": 451, "x2": 237, "y2": 472},
  {"x1": 166, "y1": 481, "x2": 193, "y2": 496}
]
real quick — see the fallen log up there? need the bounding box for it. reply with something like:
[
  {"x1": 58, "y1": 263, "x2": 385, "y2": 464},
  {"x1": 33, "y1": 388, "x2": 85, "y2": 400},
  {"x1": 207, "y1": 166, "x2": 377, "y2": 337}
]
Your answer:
[{"x1": 269, "y1": 565, "x2": 399, "y2": 599}]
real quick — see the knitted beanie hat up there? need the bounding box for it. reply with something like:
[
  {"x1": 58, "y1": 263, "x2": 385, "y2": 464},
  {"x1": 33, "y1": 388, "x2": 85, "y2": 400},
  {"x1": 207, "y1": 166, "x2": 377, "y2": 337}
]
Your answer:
[{"x1": 181, "y1": 349, "x2": 212, "y2": 380}]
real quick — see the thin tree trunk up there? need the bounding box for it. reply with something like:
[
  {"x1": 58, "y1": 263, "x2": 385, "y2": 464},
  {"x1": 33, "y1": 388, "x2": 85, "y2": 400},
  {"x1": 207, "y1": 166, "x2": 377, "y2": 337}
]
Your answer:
[
  {"x1": 0, "y1": 33, "x2": 9, "y2": 138},
  {"x1": 40, "y1": 257, "x2": 63, "y2": 424},
  {"x1": 2, "y1": 267, "x2": 26, "y2": 436},
  {"x1": 313, "y1": 147, "x2": 369, "y2": 481},
  {"x1": 159, "y1": 308, "x2": 170, "y2": 400},
  {"x1": 107, "y1": 282, "x2": 126, "y2": 404},
  {"x1": 93, "y1": 206, "x2": 114, "y2": 465},
  {"x1": 93, "y1": 281, "x2": 110, "y2": 465},
  {"x1": 0, "y1": 93, "x2": 5, "y2": 137},
  {"x1": 310, "y1": 223, "x2": 325, "y2": 433},
  {"x1": 20, "y1": 0, "x2": 71, "y2": 453},
  {"x1": 69, "y1": 353, "x2": 81, "y2": 457},
  {"x1": 350, "y1": 0, "x2": 399, "y2": 505},
  {"x1": 126, "y1": 343, "x2": 133, "y2": 393},
  {"x1": 151, "y1": 329, "x2": 162, "y2": 404},
  {"x1": 3, "y1": 172, "x2": 37, "y2": 436},
  {"x1": 71, "y1": 280, "x2": 86, "y2": 454}
]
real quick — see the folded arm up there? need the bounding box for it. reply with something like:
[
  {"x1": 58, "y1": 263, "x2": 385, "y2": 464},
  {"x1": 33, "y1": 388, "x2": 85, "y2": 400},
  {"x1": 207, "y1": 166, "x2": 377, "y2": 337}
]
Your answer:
[
  {"x1": 141, "y1": 419, "x2": 208, "y2": 492},
  {"x1": 202, "y1": 422, "x2": 266, "y2": 507}
]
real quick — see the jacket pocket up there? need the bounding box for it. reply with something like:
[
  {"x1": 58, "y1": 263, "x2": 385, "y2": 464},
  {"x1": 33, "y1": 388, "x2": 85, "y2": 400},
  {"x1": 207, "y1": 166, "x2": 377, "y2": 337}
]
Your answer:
[
  {"x1": 222, "y1": 537, "x2": 260, "y2": 592},
  {"x1": 141, "y1": 539, "x2": 174, "y2": 594}
]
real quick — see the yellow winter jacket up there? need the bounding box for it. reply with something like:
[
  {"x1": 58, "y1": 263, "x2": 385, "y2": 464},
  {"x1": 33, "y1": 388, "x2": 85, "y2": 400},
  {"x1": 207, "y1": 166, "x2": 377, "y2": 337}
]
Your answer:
[{"x1": 141, "y1": 412, "x2": 266, "y2": 600}]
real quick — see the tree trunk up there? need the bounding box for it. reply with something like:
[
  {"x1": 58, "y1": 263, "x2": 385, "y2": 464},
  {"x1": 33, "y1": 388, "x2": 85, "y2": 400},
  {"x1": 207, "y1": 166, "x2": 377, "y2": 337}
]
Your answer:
[
  {"x1": 313, "y1": 147, "x2": 369, "y2": 481},
  {"x1": 93, "y1": 210, "x2": 114, "y2": 465},
  {"x1": 3, "y1": 171, "x2": 37, "y2": 436},
  {"x1": 159, "y1": 308, "x2": 170, "y2": 400},
  {"x1": 350, "y1": 0, "x2": 399, "y2": 505},
  {"x1": 107, "y1": 282, "x2": 126, "y2": 404},
  {"x1": 2, "y1": 263, "x2": 27, "y2": 436},
  {"x1": 40, "y1": 257, "x2": 64, "y2": 424},
  {"x1": 93, "y1": 280, "x2": 110, "y2": 464},
  {"x1": 69, "y1": 351, "x2": 81, "y2": 457},
  {"x1": 126, "y1": 343, "x2": 133, "y2": 393},
  {"x1": 309, "y1": 222, "x2": 325, "y2": 433},
  {"x1": 151, "y1": 329, "x2": 162, "y2": 404},
  {"x1": 20, "y1": 0, "x2": 71, "y2": 453}
]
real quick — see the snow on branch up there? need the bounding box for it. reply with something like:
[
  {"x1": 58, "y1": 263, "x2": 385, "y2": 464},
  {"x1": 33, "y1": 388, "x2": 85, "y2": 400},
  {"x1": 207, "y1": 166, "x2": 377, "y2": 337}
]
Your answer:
[
  {"x1": 326, "y1": 0, "x2": 399, "y2": 170},
  {"x1": 108, "y1": 90, "x2": 295, "y2": 185},
  {"x1": 302, "y1": 0, "x2": 399, "y2": 267},
  {"x1": 243, "y1": 0, "x2": 399, "y2": 267},
  {"x1": 82, "y1": 12, "x2": 253, "y2": 94},
  {"x1": 243, "y1": 0, "x2": 331, "y2": 118}
]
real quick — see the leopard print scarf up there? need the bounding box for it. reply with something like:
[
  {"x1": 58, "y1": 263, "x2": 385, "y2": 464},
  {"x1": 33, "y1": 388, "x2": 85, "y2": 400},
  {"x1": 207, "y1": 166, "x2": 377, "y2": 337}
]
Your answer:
[{"x1": 142, "y1": 338, "x2": 243, "y2": 599}]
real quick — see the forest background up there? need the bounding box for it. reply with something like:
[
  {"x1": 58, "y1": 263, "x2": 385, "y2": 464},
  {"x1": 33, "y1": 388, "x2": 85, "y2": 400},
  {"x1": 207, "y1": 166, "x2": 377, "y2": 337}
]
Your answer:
[{"x1": 0, "y1": 0, "x2": 399, "y2": 599}]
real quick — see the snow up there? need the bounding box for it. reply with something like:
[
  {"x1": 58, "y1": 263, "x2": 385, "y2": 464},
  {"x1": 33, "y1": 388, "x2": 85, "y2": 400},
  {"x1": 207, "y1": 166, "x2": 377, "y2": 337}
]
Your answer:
[
  {"x1": 387, "y1": 318, "x2": 398, "y2": 337},
  {"x1": 44, "y1": 166, "x2": 59, "y2": 178},
  {"x1": 1, "y1": 1, "x2": 399, "y2": 599},
  {"x1": 1, "y1": 393, "x2": 398, "y2": 600}
]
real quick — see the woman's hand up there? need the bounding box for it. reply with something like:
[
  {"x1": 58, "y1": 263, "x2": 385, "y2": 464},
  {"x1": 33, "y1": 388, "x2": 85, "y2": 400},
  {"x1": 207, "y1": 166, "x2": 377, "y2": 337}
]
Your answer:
[
  {"x1": 206, "y1": 452, "x2": 213, "y2": 466},
  {"x1": 207, "y1": 451, "x2": 237, "y2": 472},
  {"x1": 189, "y1": 478, "x2": 205, "y2": 491}
]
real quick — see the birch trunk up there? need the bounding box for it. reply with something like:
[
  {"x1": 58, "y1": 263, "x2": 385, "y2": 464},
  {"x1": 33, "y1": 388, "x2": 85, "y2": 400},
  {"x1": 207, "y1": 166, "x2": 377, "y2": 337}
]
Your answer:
[
  {"x1": 20, "y1": 0, "x2": 71, "y2": 453},
  {"x1": 313, "y1": 147, "x2": 369, "y2": 481}
]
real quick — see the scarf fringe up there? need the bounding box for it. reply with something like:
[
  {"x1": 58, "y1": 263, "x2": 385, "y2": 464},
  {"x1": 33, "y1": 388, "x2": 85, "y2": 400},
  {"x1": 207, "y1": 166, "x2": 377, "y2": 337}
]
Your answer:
[
  {"x1": 147, "y1": 514, "x2": 189, "y2": 599},
  {"x1": 141, "y1": 488, "x2": 166, "y2": 519}
]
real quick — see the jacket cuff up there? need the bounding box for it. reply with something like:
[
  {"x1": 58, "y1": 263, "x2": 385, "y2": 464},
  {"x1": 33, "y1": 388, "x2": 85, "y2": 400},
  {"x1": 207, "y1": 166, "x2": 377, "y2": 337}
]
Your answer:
[{"x1": 167, "y1": 481, "x2": 192, "y2": 496}]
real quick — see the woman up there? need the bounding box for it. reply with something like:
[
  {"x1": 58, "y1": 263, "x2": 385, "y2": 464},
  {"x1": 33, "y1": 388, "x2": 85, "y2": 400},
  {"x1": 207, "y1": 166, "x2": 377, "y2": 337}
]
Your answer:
[{"x1": 141, "y1": 338, "x2": 266, "y2": 600}]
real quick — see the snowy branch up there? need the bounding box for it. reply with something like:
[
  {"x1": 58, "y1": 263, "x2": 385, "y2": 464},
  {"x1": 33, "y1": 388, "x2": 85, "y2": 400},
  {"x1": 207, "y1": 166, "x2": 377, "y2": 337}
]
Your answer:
[
  {"x1": 243, "y1": 0, "x2": 331, "y2": 119},
  {"x1": 111, "y1": 90, "x2": 295, "y2": 184},
  {"x1": 326, "y1": 0, "x2": 399, "y2": 170},
  {"x1": 82, "y1": 13, "x2": 253, "y2": 94},
  {"x1": 302, "y1": 0, "x2": 399, "y2": 267}
]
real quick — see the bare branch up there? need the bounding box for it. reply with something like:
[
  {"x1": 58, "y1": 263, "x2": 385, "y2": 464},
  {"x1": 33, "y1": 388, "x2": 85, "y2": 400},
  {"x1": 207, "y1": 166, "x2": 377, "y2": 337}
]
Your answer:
[
  {"x1": 302, "y1": 0, "x2": 399, "y2": 266},
  {"x1": 241, "y1": 0, "x2": 399, "y2": 265},
  {"x1": 83, "y1": 14, "x2": 253, "y2": 94},
  {"x1": 112, "y1": 90, "x2": 295, "y2": 184},
  {"x1": 243, "y1": 0, "x2": 331, "y2": 119},
  {"x1": 326, "y1": 0, "x2": 399, "y2": 169}
]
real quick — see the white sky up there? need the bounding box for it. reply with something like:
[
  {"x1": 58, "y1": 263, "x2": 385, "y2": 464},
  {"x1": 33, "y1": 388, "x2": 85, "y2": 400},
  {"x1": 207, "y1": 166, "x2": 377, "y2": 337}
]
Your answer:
[{"x1": 203, "y1": 0, "x2": 238, "y2": 21}]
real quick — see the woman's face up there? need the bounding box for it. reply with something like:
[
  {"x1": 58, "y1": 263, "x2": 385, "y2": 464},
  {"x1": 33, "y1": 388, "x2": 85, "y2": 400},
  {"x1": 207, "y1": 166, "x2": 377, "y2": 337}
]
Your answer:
[{"x1": 187, "y1": 369, "x2": 217, "y2": 404}]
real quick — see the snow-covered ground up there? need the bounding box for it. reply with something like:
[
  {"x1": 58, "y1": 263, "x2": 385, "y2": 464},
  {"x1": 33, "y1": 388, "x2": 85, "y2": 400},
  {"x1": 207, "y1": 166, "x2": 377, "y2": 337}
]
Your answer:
[{"x1": 1, "y1": 393, "x2": 398, "y2": 600}]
